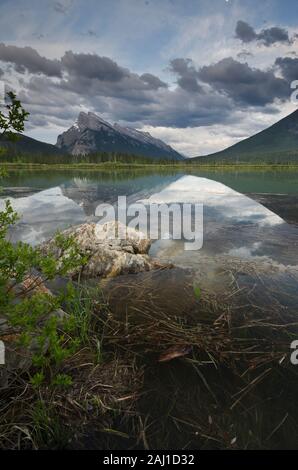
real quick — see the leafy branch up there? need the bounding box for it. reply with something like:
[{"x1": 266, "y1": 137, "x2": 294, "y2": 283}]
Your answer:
[{"x1": 0, "y1": 91, "x2": 30, "y2": 140}]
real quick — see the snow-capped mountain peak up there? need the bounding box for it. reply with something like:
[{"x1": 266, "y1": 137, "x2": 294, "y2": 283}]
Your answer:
[{"x1": 56, "y1": 111, "x2": 184, "y2": 160}]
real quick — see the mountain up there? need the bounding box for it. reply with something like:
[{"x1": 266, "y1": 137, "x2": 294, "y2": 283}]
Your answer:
[
  {"x1": 193, "y1": 109, "x2": 298, "y2": 163},
  {"x1": 0, "y1": 133, "x2": 61, "y2": 157},
  {"x1": 56, "y1": 112, "x2": 184, "y2": 160}
]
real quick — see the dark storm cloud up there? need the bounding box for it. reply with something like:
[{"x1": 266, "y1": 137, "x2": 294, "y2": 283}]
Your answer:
[
  {"x1": 235, "y1": 20, "x2": 292, "y2": 46},
  {"x1": 0, "y1": 43, "x2": 62, "y2": 77},
  {"x1": 169, "y1": 58, "x2": 194, "y2": 76},
  {"x1": 169, "y1": 58, "x2": 202, "y2": 92},
  {"x1": 199, "y1": 57, "x2": 288, "y2": 106},
  {"x1": 18, "y1": 65, "x2": 233, "y2": 131},
  {"x1": 275, "y1": 56, "x2": 298, "y2": 83},
  {"x1": 57, "y1": 70, "x2": 168, "y2": 105},
  {"x1": 0, "y1": 42, "x2": 290, "y2": 132},
  {"x1": 61, "y1": 51, "x2": 128, "y2": 81},
  {"x1": 0, "y1": 43, "x2": 168, "y2": 95},
  {"x1": 4, "y1": 46, "x2": 192, "y2": 128},
  {"x1": 235, "y1": 21, "x2": 257, "y2": 43},
  {"x1": 89, "y1": 86, "x2": 233, "y2": 128},
  {"x1": 56, "y1": 53, "x2": 169, "y2": 102},
  {"x1": 259, "y1": 26, "x2": 291, "y2": 46}
]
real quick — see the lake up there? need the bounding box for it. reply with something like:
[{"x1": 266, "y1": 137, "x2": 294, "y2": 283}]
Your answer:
[
  {"x1": 1, "y1": 167, "x2": 298, "y2": 311},
  {"x1": 2, "y1": 168, "x2": 298, "y2": 449},
  {"x1": 1, "y1": 169, "x2": 298, "y2": 256}
]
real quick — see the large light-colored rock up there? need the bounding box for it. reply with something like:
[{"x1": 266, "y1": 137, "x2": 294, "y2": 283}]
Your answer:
[{"x1": 41, "y1": 221, "x2": 164, "y2": 279}]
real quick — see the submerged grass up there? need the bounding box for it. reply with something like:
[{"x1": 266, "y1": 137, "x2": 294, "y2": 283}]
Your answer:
[{"x1": 1, "y1": 269, "x2": 298, "y2": 450}]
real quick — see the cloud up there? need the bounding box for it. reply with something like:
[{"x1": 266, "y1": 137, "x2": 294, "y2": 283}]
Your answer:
[
  {"x1": 275, "y1": 56, "x2": 298, "y2": 83},
  {"x1": 237, "y1": 50, "x2": 254, "y2": 60},
  {"x1": 235, "y1": 21, "x2": 257, "y2": 43},
  {"x1": 199, "y1": 57, "x2": 288, "y2": 106},
  {"x1": 0, "y1": 43, "x2": 291, "y2": 148},
  {"x1": 259, "y1": 27, "x2": 291, "y2": 47},
  {"x1": 169, "y1": 58, "x2": 202, "y2": 92},
  {"x1": 235, "y1": 20, "x2": 292, "y2": 47},
  {"x1": 52, "y1": 1, "x2": 73, "y2": 15},
  {"x1": 0, "y1": 43, "x2": 169, "y2": 94},
  {"x1": 61, "y1": 51, "x2": 128, "y2": 81},
  {"x1": 0, "y1": 43, "x2": 62, "y2": 77},
  {"x1": 140, "y1": 73, "x2": 168, "y2": 89},
  {"x1": 15, "y1": 58, "x2": 233, "y2": 135},
  {"x1": 85, "y1": 30, "x2": 97, "y2": 37}
]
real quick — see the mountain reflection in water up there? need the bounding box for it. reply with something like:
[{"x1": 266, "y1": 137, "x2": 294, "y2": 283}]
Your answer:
[{"x1": 1, "y1": 174, "x2": 297, "y2": 270}]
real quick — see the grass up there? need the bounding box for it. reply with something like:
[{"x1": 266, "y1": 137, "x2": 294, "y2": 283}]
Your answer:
[
  {"x1": 1, "y1": 266, "x2": 298, "y2": 450},
  {"x1": 2, "y1": 162, "x2": 298, "y2": 171}
]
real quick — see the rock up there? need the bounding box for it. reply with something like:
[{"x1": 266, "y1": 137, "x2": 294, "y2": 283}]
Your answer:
[
  {"x1": 0, "y1": 318, "x2": 9, "y2": 334},
  {"x1": 95, "y1": 221, "x2": 151, "y2": 254},
  {"x1": 41, "y1": 221, "x2": 164, "y2": 279},
  {"x1": 0, "y1": 274, "x2": 69, "y2": 380},
  {"x1": 0, "y1": 332, "x2": 32, "y2": 388},
  {"x1": 19, "y1": 274, "x2": 53, "y2": 296}
]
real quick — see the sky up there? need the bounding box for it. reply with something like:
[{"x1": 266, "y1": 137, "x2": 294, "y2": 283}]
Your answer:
[{"x1": 0, "y1": 0, "x2": 298, "y2": 157}]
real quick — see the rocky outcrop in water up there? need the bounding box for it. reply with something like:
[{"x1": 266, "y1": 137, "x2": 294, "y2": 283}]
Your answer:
[{"x1": 41, "y1": 221, "x2": 165, "y2": 279}]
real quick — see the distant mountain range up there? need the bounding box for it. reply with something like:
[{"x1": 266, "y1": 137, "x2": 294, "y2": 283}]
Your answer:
[
  {"x1": 0, "y1": 111, "x2": 184, "y2": 161},
  {"x1": 56, "y1": 112, "x2": 184, "y2": 160},
  {"x1": 3, "y1": 108, "x2": 298, "y2": 164},
  {"x1": 193, "y1": 109, "x2": 298, "y2": 163}
]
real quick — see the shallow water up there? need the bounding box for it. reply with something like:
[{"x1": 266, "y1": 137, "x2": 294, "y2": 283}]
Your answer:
[
  {"x1": 2, "y1": 168, "x2": 298, "y2": 449},
  {"x1": 2, "y1": 169, "x2": 298, "y2": 257},
  {"x1": 1, "y1": 168, "x2": 298, "y2": 304}
]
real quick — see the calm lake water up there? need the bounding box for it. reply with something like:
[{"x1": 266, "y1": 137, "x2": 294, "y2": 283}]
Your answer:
[
  {"x1": 1, "y1": 168, "x2": 298, "y2": 306},
  {"x1": 2, "y1": 168, "x2": 298, "y2": 449}
]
